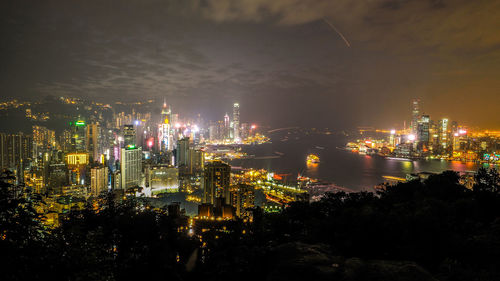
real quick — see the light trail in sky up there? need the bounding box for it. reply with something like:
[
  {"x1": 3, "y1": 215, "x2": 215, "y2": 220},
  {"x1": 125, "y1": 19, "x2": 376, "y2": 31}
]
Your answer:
[{"x1": 322, "y1": 18, "x2": 351, "y2": 47}]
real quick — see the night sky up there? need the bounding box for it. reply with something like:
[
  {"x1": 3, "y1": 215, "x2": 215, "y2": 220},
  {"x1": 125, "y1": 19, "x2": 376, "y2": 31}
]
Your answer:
[{"x1": 1, "y1": 0, "x2": 500, "y2": 129}]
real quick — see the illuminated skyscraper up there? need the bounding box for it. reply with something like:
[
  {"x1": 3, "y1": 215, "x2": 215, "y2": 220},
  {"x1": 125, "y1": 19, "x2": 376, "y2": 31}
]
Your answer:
[
  {"x1": 231, "y1": 183, "x2": 255, "y2": 218},
  {"x1": 389, "y1": 129, "x2": 396, "y2": 148},
  {"x1": 91, "y1": 166, "x2": 108, "y2": 196},
  {"x1": 120, "y1": 146, "x2": 142, "y2": 189},
  {"x1": 224, "y1": 113, "x2": 230, "y2": 139},
  {"x1": 203, "y1": 160, "x2": 231, "y2": 205},
  {"x1": 410, "y1": 99, "x2": 420, "y2": 134},
  {"x1": 158, "y1": 119, "x2": 172, "y2": 151},
  {"x1": 86, "y1": 122, "x2": 100, "y2": 161},
  {"x1": 47, "y1": 163, "x2": 68, "y2": 194},
  {"x1": 123, "y1": 124, "x2": 136, "y2": 147},
  {"x1": 417, "y1": 115, "x2": 430, "y2": 145},
  {"x1": 71, "y1": 120, "x2": 86, "y2": 152},
  {"x1": 60, "y1": 129, "x2": 72, "y2": 152},
  {"x1": 0, "y1": 133, "x2": 32, "y2": 171},
  {"x1": 33, "y1": 125, "x2": 55, "y2": 155},
  {"x1": 66, "y1": 152, "x2": 89, "y2": 185},
  {"x1": 440, "y1": 118, "x2": 449, "y2": 149},
  {"x1": 176, "y1": 137, "x2": 190, "y2": 168},
  {"x1": 453, "y1": 127, "x2": 469, "y2": 152},
  {"x1": 233, "y1": 103, "x2": 240, "y2": 141},
  {"x1": 188, "y1": 149, "x2": 204, "y2": 175},
  {"x1": 158, "y1": 100, "x2": 173, "y2": 151}
]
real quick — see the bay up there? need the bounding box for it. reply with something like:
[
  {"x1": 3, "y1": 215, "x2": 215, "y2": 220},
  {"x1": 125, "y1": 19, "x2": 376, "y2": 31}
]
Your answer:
[{"x1": 230, "y1": 133, "x2": 490, "y2": 192}]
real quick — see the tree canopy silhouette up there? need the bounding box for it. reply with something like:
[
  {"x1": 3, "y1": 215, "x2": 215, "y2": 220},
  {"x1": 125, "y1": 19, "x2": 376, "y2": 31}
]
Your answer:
[{"x1": 1, "y1": 168, "x2": 500, "y2": 281}]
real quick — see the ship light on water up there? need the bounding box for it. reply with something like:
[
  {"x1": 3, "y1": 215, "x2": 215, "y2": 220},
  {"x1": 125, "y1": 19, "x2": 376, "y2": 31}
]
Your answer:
[{"x1": 306, "y1": 154, "x2": 320, "y2": 164}]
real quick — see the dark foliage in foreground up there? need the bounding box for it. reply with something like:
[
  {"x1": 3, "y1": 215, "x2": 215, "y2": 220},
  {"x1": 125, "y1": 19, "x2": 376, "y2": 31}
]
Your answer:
[{"x1": 1, "y1": 168, "x2": 500, "y2": 281}]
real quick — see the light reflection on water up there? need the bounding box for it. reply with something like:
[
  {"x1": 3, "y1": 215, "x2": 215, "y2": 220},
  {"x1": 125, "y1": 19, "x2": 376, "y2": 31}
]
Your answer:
[
  {"x1": 231, "y1": 134, "x2": 495, "y2": 192},
  {"x1": 305, "y1": 162, "x2": 319, "y2": 178}
]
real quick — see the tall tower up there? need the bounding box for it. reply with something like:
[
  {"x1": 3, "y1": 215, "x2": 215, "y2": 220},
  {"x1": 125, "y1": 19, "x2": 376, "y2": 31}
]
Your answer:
[
  {"x1": 440, "y1": 118, "x2": 449, "y2": 149},
  {"x1": 86, "y1": 123, "x2": 100, "y2": 161},
  {"x1": 70, "y1": 119, "x2": 87, "y2": 153},
  {"x1": 158, "y1": 118, "x2": 172, "y2": 151},
  {"x1": 161, "y1": 98, "x2": 172, "y2": 124},
  {"x1": 233, "y1": 103, "x2": 240, "y2": 141},
  {"x1": 159, "y1": 99, "x2": 173, "y2": 151},
  {"x1": 176, "y1": 137, "x2": 190, "y2": 168},
  {"x1": 224, "y1": 113, "x2": 230, "y2": 140},
  {"x1": 410, "y1": 99, "x2": 420, "y2": 134},
  {"x1": 417, "y1": 115, "x2": 430, "y2": 145}
]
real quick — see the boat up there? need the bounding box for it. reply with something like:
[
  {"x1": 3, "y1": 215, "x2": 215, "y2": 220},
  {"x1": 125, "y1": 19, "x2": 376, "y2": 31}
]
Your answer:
[{"x1": 306, "y1": 154, "x2": 320, "y2": 164}]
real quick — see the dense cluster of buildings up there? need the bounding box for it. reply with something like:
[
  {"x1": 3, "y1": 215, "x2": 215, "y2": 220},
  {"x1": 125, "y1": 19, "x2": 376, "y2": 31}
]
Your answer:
[
  {"x1": 347, "y1": 99, "x2": 500, "y2": 163},
  {"x1": 0, "y1": 98, "x2": 267, "y2": 226},
  {"x1": 207, "y1": 103, "x2": 261, "y2": 144}
]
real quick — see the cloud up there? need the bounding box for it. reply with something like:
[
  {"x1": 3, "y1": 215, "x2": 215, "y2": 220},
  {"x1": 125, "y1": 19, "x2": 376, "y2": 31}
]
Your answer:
[{"x1": 195, "y1": 0, "x2": 500, "y2": 53}]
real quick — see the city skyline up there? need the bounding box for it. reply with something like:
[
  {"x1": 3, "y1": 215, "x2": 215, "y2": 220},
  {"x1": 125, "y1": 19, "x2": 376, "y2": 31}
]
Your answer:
[
  {"x1": 2, "y1": 0, "x2": 500, "y2": 129},
  {"x1": 2, "y1": 95, "x2": 499, "y2": 133},
  {"x1": 2, "y1": 2, "x2": 500, "y2": 280}
]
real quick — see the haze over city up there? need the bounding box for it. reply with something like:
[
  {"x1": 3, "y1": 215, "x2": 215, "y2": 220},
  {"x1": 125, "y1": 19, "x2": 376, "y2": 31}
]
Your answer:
[{"x1": 2, "y1": 0, "x2": 500, "y2": 128}]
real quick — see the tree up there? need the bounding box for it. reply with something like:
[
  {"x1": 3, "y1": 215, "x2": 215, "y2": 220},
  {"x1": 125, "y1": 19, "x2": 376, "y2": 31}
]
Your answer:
[
  {"x1": 0, "y1": 170, "x2": 50, "y2": 280},
  {"x1": 474, "y1": 167, "x2": 500, "y2": 193}
]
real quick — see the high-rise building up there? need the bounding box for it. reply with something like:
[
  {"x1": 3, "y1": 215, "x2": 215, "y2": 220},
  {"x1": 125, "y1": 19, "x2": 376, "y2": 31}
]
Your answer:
[
  {"x1": 33, "y1": 125, "x2": 55, "y2": 155},
  {"x1": 203, "y1": 160, "x2": 231, "y2": 205},
  {"x1": 208, "y1": 122, "x2": 217, "y2": 141},
  {"x1": 233, "y1": 103, "x2": 240, "y2": 141},
  {"x1": 158, "y1": 102, "x2": 173, "y2": 151},
  {"x1": 47, "y1": 163, "x2": 68, "y2": 194},
  {"x1": 91, "y1": 166, "x2": 108, "y2": 196},
  {"x1": 453, "y1": 127, "x2": 468, "y2": 151},
  {"x1": 231, "y1": 183, "x2": 255, "y2": 218},
  {"x1": 388, "y1": 130, "x2": 396, "y2": 148},
  {"x1": 158, "y1": 122, "x2": 172, "y2": 151},
  {"x1": 175, "y1": 137, "x2": 204, "y2": 175},
  {"x1": 0, "y1": 133, "x2": 33, "y2": 171},
  {"x1": 112, "y1": 171, "x2": 121, "y2": 190},
  {"x1": 176, "y1": 137, "x2": 190, "y2": 168},
  {"x1": 60, "y1": 129, "x2": 73, "y2": 152},
  {"x1": 120, "y1": 146, "x2": 142, "y2": 189},
  {"x1": 86, "y1": 123, "x2": 100, "y2": 161},
  {"x1": 224, "y1": 113, "x2": 230, "y2": 139},
  {"x1": 123, "y1": 124, "x2": 136, "y2": 147},
  {"x1": 417, "y1": 115, "x2": 430, "y2": 146},
  {"x1": 440, "y1": 118, "x2": 449, "y2": 149},
  {"x1": 188, "y1": 149, "x2": 204, "y2": 175},
  {"x1": 410, "y1": 99, "x2": 420, "y2": 134},
  {"x1": 66, "y1": 152, "x2": 89, "y2": 185},
  {"x1": 71, "y1": 120, "x2": 87, "y2": 152}
]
